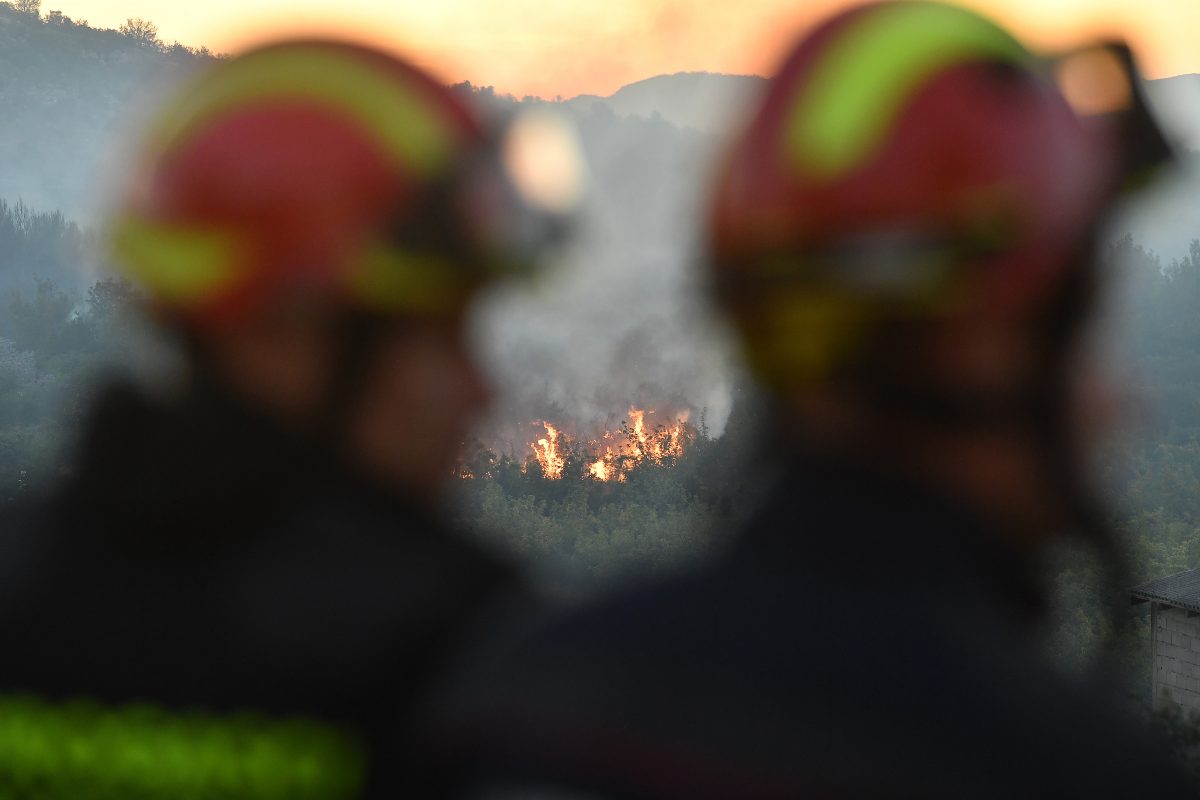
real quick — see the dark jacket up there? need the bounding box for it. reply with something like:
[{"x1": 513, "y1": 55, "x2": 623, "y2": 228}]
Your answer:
[
  {"x1": 439, "y1": 454, "x2": 1195, "y2": 798},
  {"x1": 0, "y1": 379, "x2": 518, "y2": 798}
]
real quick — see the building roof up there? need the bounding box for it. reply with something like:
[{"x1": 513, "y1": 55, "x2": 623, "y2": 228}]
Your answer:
[{"x1": 1131, "y1": 569, "x2": 1200, "y2": 613}]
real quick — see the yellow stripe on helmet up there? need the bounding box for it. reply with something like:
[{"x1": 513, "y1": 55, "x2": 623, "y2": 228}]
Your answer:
[
  {"x1": 113, "y1": 217, "x2": 241, "y2": 303},
  {"x1": 784, "y1": 1, "x2": 1035, "y2": 179},
  {"x1": 150, "y1": 45, "x2": 459, "y2": 176},
  {"x1": 348, "y1": 243, "x2": 475, "y2": 313}
]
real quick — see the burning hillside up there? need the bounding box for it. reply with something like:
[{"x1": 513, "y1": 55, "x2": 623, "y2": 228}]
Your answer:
[
  {"x1": 530, "y1": 408, "x2": 695, "y2": 482},
  {"x1": 462, "y1": 408, "x2": 698, "y2": 482}
]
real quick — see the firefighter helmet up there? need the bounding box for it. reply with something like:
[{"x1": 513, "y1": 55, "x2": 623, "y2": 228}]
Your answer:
[
  {"x1": 709, "y1": 1, "x2": 1161, "y2": 387},
  {"x1": 113, "y1": 39, "x2": 577, "y2": 328}
]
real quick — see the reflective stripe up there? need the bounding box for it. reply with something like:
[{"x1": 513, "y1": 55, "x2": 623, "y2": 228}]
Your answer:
[
  {"x1": 113, "y1": 217, "x2": 241, "y2": 303},
  {"x1": 0, "y1": 694, "x2": 364, "y2": 799},
  {"x1": 115, "y1": 221, "x2": 480, "y2": 312},
  {"x1": 784, "y1": 1, "x2": 1034, "y2": 178},
  {"x1": 740, "y1": 260, "x2": 965, "y2": 385},
  {"x1": 151, "y1": 46, "x2": 457, "y2": 175},
  {"x1": 744, "y1": 288, "x2": 869, "y2": 382},
  {"x1": 348, "y1": 243, "x2": 474, "y2": 312}
]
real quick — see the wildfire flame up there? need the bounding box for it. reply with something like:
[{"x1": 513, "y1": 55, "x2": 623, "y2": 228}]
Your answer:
[
  {"x1": 588, "y1": 459, "x2": 610, "y2": 481},
  {"x1": 525, "y1": 408, "x2": 693, "y2": 483},
  {"x1": 531, "y1": 422, "x2": 565, "y2": 480},
  {"x1": 457, "y1": 408, "x2": 696, "y2": 483}
]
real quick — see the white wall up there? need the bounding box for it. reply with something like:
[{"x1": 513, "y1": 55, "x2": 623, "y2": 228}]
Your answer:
[{"x1": 1152, "y1": 604, "x2": 1200, "y2": 712}]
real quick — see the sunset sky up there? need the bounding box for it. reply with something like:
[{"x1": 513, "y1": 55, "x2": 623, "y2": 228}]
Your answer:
[{"x1": 42, "y1": 0, "x2": 1200, "y2": 98}]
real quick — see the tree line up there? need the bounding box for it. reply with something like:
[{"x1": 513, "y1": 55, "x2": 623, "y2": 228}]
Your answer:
[{"x1": 1, "y1": 0, "x2": 215, "y2": 57}]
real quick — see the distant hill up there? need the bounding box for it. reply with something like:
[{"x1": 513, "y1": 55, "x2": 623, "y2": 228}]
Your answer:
[
  {"x1": 552, "y1": 70, "x2": 1200, "y2": 263},
  {"x1": 2, "y1": 0, "x2": 1199, "y2": 259},
  {"x1": 582, "y1": 70, "x2": 1200, "y2": 145},
  {"x1": 1, "y1": 8, "x2": 766, "y2": 226},
  {"x1": 595, "y1": 72, "x2": 766, "y2": 132}
]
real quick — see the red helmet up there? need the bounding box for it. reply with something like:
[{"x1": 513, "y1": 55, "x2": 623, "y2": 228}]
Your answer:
[
  {"x1": 112, "y1": 39, "x2": 574, "y2": 328},
  {"x1": 709, "y1": 1, "x2": 1142, "y2": 386}
]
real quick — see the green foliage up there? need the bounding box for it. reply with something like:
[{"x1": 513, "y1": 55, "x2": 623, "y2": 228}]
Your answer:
[
  {"x1": 0, "y1": 4, "x2": 217, "y2": 221},
  {"x1": 1034, "y1": 237, "x2": 1200, "y2": 762},
  {"x1": 117, "y1": 17, "x2": 159, "y2": 48},
  {"x1": 449, "y1": 417, "x2": 755, "y2": 587},
  {"x1": 0, "y1": 199, "x2": 97, "y2": 291},
  {"x1": 0, "y1": 202, "x2": 146, "y2": 501}
]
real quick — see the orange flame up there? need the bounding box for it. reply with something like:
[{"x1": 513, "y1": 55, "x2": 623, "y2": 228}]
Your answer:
[
  {"x1": 588, "y1": 458, "x2": 610, "y2": 481},
  {"x1": 463, "y1": 408, "x2": 696, "y2": 483},
  {"x1": 531, "y1": 421, "x2": 565, "y2": 479},
  {"x1": 595, "y1": 408, "x2": 690, "y2": 482},
  {"x1": 519, "y1": 407, "x2": 689, "y2": 483}
]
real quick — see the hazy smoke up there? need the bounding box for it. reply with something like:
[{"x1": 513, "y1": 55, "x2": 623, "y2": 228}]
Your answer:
[{"x1": 469, "y1": 100, "x2": 746, "y2": 453}]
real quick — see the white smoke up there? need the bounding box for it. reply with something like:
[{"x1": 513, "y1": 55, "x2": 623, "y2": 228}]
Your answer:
[{"x1": 469, "y1": 99, "x2": 749, "y2": 453}]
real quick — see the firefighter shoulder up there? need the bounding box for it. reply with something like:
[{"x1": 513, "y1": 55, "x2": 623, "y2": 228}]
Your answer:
[
  {"x1": 0, "y1": 39, "x2": 574, "y2": 799},
  {"x1": 432, "y1": 2, "x2": 1194, "y2": 797}
]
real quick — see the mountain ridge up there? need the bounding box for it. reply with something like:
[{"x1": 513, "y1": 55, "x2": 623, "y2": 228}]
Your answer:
[{"x1": 1, "y1": 2, "x2": 1198, "y2": 232}]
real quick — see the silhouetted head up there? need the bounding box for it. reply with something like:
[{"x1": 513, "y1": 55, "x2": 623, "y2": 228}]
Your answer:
[
  {"x1": 110, "y1": 38, "x2": 582, "y2": 496},
  {"x1": 708, "y1": 1, "x2": 1172, "y2": 541}
]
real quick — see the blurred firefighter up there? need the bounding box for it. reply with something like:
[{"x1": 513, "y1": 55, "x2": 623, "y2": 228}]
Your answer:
[
  {"x1": 0, "y1": 38, "x2": 578, "y2": 798},
  {"x1": 435, "y1": 2, "x2": 1197, "y2": 796}
]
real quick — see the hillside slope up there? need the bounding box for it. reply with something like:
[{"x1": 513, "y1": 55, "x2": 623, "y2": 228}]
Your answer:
[{"x1": 0, "y1": 5, "x2": 213, "y2": 221}]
